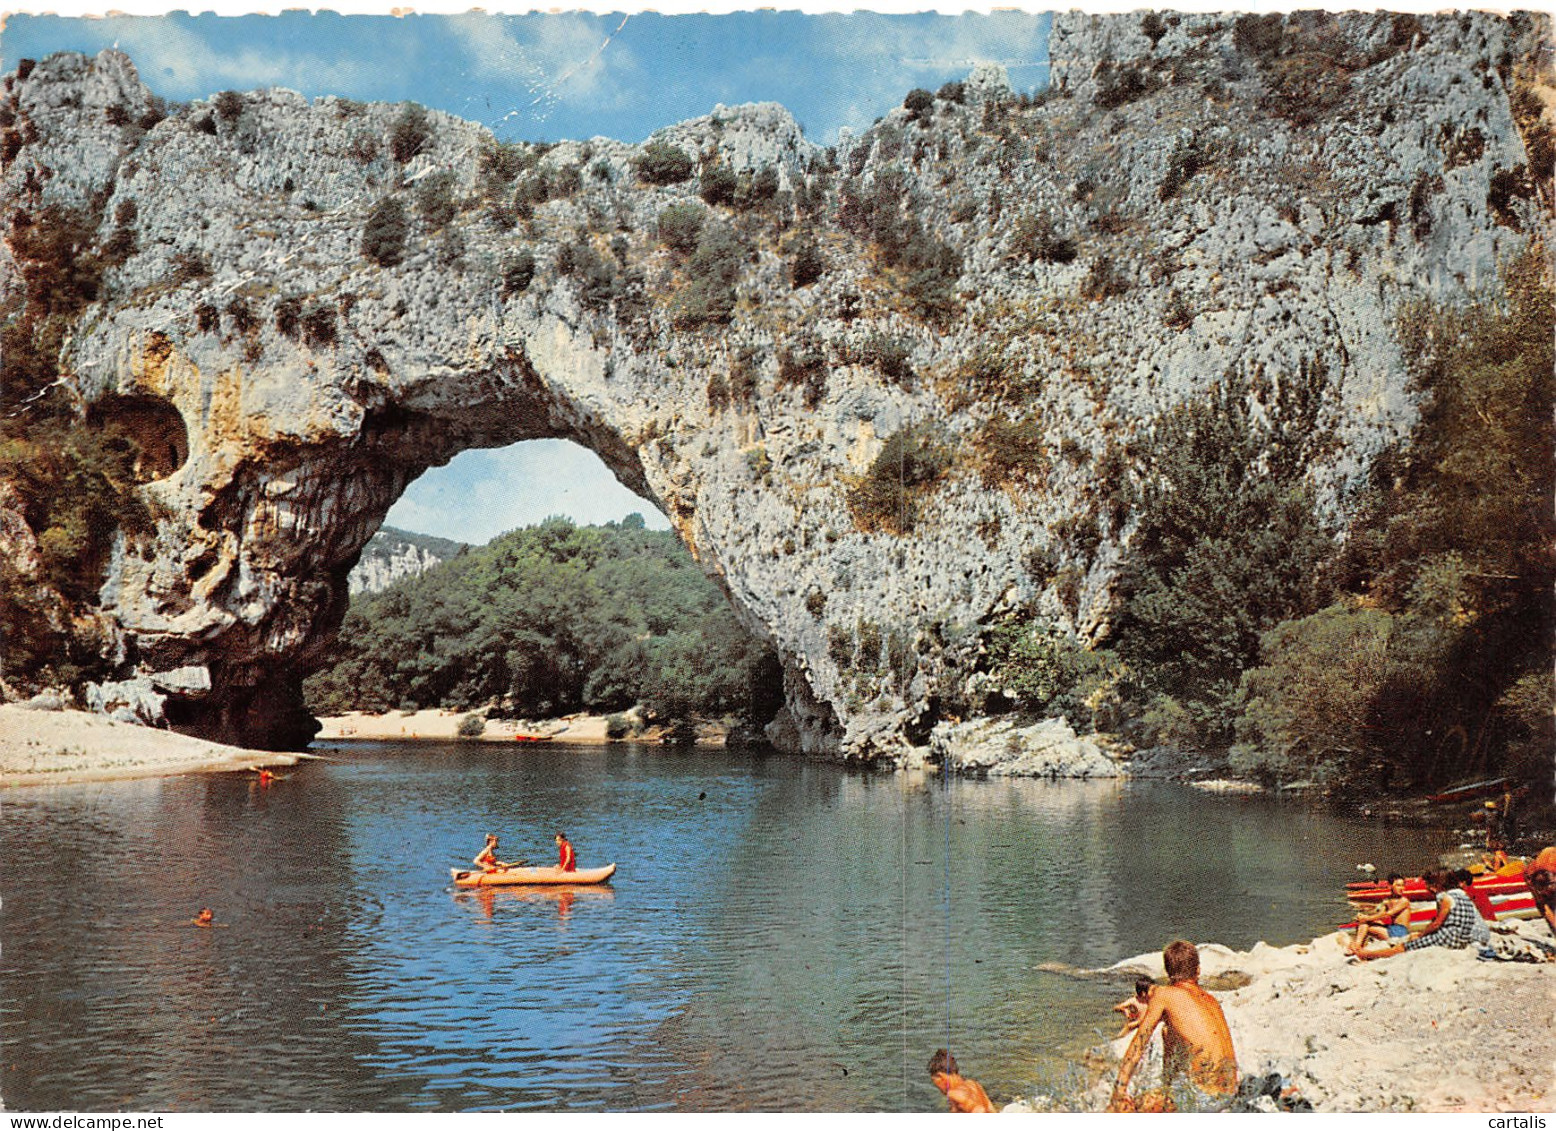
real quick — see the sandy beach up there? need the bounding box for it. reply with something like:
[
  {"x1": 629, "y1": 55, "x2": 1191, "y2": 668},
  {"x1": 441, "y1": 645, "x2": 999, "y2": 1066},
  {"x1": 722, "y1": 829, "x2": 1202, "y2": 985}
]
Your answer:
[
  {"x1": 0, "y1": 704, "x2": 302, "y2": 788},
  {"x1": 315, "y1": 708, "x2": 730, "y2": 745},
  {"x1": 1051, "y1": 924, "x2": 1556, "y2": 1113}
]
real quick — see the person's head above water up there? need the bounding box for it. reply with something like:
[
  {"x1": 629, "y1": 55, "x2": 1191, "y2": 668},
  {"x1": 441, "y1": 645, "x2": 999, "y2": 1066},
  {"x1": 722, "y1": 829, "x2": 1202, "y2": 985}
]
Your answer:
[
  {"x1": 1163, "y1": 939, "x2": 1199, "y2": 982},
  {"x1": 927, "y1": 1049, "x2": 959, "y2": 1079}
]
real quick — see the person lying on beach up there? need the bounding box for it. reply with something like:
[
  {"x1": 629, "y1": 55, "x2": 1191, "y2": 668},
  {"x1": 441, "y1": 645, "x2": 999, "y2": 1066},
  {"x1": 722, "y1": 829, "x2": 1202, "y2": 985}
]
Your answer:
[
  {"x1": 1350, "y1": 868, "x2": 1483, "y2": 959},
  {"x1": 927, "y1": 1049, "x2": 996, "y2": 1113},
  {"x1": 1108, "y1": 941, "x2": 1238, "y2": 1113},
  {"x1": 1350, "y1": 874, "x2": 1412, "y2": 950},
  {"x1": 1113, "y1": 978, "x2": 1155, "y2": 1039},
  {"x1": 473, "y1": 834, "x2": 513, "y2": 873}
]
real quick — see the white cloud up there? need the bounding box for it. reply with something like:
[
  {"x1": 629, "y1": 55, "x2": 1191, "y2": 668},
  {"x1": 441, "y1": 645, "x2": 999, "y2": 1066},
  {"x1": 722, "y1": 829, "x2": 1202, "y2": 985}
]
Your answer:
[
  {"x1": 444, "y1": 12, "x2": 642, "y2": 117},
  {"x1": 98, "y1": 17, "x2": 375, "y2": 99}
]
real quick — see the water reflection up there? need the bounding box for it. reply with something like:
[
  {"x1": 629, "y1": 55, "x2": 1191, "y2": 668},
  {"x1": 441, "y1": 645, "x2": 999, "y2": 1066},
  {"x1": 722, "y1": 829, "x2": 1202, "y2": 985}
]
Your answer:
[{"x1": 453, "y1": 885, "x2": 616, "y2": 924}]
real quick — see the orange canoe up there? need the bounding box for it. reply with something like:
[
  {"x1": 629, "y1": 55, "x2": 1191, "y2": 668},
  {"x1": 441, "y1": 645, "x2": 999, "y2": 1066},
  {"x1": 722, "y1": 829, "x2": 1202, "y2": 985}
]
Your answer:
[{"x1": 450, "y1": 863, "x2": 616, "y2": 887}]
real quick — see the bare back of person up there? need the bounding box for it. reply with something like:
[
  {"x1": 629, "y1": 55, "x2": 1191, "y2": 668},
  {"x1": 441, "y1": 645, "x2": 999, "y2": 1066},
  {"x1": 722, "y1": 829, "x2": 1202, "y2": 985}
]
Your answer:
[
  {"x1": 1156, "y1": 982, "x2": 1238, "y2": 1094},
  {"x1": 1109, "y1": 942, "x2": 1238, "y2": 1112}
]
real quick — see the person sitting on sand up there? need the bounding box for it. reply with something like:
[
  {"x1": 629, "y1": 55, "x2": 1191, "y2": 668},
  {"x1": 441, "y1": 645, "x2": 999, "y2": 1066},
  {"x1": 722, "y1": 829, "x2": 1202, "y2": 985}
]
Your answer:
[
  {"x1": 1527, "y1": 847, "x2": 1556, "y2": 938},
  {"x1": 474, "y1": 834, "x2": 512, "y2": 873},
  {"x1": 1350, "y1": 873, "x2": 1413, "y2": 950},
  {"x1": 555, "y1": 831, "x2": 577, "y2": 872},
  {"x1": 1449, "y1": 870, "x2": 1493, "y2": 950},
  {"x1": 927, "y1": 1049, "x2": 996, "y2": 1113},
  {"x1": 1108, "y1": 941, "x2": 1238, "y2": 1112},
  {"x1": 1113, "y1": 978, "x2": 1155, "y2": 1039},
  {"x1": 1350, "y1": 868, "x2": 1479, "y2": 959}
]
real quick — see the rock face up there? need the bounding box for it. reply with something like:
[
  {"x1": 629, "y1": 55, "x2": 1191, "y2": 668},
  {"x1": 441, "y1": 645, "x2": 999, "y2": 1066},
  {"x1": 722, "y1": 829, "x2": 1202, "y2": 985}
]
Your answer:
[
  {"x1": 0, "y1": 12, "x2": 1549, "y2": 754},
  {"x1": 347, "y1": 526, "x2": 464, "y2": 597},
  {"x1": 929, "y1": 716, "x2": 1120, "y2": 779}
]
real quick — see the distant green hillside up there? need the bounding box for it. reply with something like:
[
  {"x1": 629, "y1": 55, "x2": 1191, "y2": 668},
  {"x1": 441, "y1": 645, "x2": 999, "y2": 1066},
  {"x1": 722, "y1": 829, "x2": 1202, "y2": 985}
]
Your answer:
[
  {"x1": 377, "y1": 525, "x2": 467, "y2": 559},
  {"x1": 306, "y1": 515, "x2": 781, "y2": 724}
]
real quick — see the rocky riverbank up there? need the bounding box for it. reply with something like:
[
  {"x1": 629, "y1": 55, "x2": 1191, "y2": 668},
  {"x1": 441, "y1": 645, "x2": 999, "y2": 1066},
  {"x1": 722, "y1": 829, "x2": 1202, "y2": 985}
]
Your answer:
[
  {"x1": 1030, "y1": 924, "x2": 1556, "y2": 1113},
  {"x1": 0, "y1": 704, "x2": 300, "y2": 787}
]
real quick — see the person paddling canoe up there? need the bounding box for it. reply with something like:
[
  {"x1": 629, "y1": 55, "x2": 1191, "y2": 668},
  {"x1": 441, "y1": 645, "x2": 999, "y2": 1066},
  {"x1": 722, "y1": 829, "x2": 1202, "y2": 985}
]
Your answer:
[
  {"x1": 474, "y1": 833, "x2": 515, "y2": 873},
  {"x1": 554, "y1": 831, "x2": 577, "y2": 872}
]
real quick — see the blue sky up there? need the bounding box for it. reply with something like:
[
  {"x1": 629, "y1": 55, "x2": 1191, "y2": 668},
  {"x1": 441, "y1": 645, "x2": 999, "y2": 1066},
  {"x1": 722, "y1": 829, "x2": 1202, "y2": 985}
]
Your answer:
[
  {"x1": 0, "y1": 11, "x2": 1051, "y2": 144},
  {"x1": 0, "y1": 10, "x2": 1050, "y2": 543}
]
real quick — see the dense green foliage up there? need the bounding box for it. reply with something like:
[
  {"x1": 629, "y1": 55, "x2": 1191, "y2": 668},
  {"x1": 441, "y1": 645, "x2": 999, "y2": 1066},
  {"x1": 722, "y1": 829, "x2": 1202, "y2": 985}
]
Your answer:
[
  {"x1": 1108, "y1": 367, "x2": 1337, "y2": 733},
  {"x1": 984, "y1": 256, "x2": 1554, "y2": 794},
  {"x1": 303, "y1": 517, "x2": 780, "y2": 725},
  {"x1": 1233, "y1": 253, "x2": 1554, "y2": 787},
  {"x1": 986, "y1": 621, "x2": 1127, "y2": 731}
]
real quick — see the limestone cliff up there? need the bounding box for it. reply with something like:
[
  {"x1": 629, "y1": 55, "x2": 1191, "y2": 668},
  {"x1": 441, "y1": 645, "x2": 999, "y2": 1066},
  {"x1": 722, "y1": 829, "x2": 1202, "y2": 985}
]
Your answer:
[
  {"x1": 347, "y1": 526, "x2": 464, "y2": 597},
  {"x1": 0, "y1": 12, "x2": 1549, "y2": 756}
]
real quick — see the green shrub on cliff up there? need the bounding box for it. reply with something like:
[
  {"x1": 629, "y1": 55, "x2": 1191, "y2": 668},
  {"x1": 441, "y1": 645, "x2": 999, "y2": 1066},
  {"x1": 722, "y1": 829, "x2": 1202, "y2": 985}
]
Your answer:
[
  {"x1": 361, "y1": 197, "x2": 407, "y2": 267},
  {"x1": 634, "y1": 140, "x2": 693, "y2": 185},
  {"x1": 657, "y1": 202, "x2": 705, "y2": 258},
  {"x1": 847, "y1": 422, "x2": 954, "y2": 535},
  {"x1": 838, "y1": 170, "x2": 962, "y2": 323},
  {"x1": 670, "y1": 222, "x2": 743, "y2": 329},
  {"x1": 985, "y1": 620, "x2": 1129, "y2": 732},
  {"x1": 388, "y1": 103, "x2": 432, "y2": 163}
]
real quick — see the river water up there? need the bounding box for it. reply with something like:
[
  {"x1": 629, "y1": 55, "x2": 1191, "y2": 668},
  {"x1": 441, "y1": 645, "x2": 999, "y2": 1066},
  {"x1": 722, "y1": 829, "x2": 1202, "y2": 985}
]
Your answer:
[{"x1": 0, "y1": 741, "x2": 1452, "y2": 1112}]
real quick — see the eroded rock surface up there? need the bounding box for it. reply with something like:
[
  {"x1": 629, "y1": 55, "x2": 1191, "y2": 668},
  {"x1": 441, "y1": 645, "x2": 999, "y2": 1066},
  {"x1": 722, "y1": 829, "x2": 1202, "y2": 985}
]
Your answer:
[
  {"x1": 930, "y1": 715, "x2": 1120, "y2": 779},
  {"x1": 0, "y1": 12, "x2": 1548, "y2": 754}
]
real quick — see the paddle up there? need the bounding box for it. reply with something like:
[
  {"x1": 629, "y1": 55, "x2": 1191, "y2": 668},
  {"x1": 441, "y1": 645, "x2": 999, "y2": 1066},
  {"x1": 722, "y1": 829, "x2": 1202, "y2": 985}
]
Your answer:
[{"x1": 452, "y1": 858, "x2": 530, "y2": 882}]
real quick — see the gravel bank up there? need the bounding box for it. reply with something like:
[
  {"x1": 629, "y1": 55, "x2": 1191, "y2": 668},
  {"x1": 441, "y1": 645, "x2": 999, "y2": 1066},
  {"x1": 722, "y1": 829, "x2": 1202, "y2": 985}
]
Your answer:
[{"x1": 0, "y1": 705, "x2": 299, "y2": 788}]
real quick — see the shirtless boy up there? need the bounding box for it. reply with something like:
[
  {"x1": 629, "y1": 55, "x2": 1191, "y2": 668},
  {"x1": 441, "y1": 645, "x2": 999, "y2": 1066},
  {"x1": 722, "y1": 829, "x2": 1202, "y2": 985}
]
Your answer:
[
  {"x1": 1350, "y1": 873, "x2": 1412, "y2": 949},
  {"x1": 473, "y1": 834, "x2": 512, "y2": 873},
  {"x1": 1108, "y1": 940, "x2": 1238, "y2": 1112}
]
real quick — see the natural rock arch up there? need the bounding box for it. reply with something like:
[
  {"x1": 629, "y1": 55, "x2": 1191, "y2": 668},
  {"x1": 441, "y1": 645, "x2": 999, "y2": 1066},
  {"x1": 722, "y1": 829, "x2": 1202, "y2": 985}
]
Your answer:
[{"x1": 3, "y1": 11, "x2": 1547, "y2": 757}]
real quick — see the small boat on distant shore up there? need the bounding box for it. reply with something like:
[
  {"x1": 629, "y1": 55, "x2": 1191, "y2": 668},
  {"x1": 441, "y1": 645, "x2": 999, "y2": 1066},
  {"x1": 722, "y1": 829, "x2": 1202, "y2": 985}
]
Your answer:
[
  {"x1": 1424, "y1": 776, "x2": 1512, "y2": 805},
  {"x1": 450, "y1": 863, "x2": 616, "y2": 887},
  {"x1": 512, "y1": 733, "x2": 551, "y2": 742}
]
